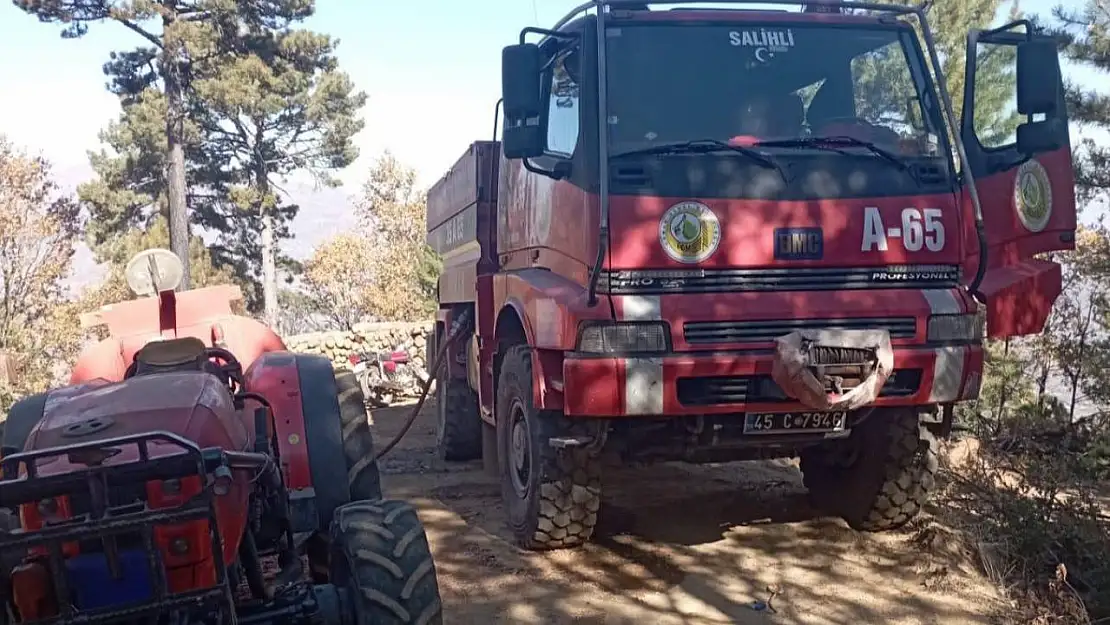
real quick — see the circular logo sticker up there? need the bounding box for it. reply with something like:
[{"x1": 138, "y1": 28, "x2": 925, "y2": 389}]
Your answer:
[
  {"x1": 1014, "y1": 160, "x2": 1053, "y2": 233},
  {"x1": 659, "y1": 201, "x2": 722, "y2": 264}
]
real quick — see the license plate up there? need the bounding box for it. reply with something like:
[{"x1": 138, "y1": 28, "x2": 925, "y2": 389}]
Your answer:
[{"x1": 743, "y1": 411, "x2": 848, "y2": 434}]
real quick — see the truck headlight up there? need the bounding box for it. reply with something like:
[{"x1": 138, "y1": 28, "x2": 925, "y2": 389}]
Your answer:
[
  {"x1": 576, "y1": 322, "x2": 670, "y2": 354},
  {"x1": 926, "y1": 313, "x2": 984, "y2": 342}
]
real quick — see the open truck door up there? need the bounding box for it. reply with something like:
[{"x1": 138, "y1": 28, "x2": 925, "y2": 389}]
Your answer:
[{"x1": 960, "y1": 22, "x2": 1077, "y2": 339}]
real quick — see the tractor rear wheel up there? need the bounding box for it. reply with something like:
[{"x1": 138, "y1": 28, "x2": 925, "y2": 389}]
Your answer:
[
  {"x1": 335, "y1": 370, "x2": 383, "y2": 501},
  {"x1": 330, "y1": 500, "x2": 443, "y2": 625},
  {"x1": 496, "y1": 344, "x2": 601, "y2": 550},
  {"x1": 800, "y1": 407, "x2": 938, "y2": 532}
]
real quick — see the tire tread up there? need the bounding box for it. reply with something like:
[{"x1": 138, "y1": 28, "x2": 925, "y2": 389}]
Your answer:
[
  {"x1": 498, "y1": 345, "x2": 601, "y2": 550},
  {"x1": 335, "y1": 370, "x2": 383, "y2": 501},
  {"x1": 332, "y1": 500, "x2": 443, "y2": 625}
]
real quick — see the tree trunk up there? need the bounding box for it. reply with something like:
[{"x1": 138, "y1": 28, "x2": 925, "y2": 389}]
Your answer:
[
  {"x1": 261, "y1": 208, "x2": 277, "y2": 327},
  {"x1": 162, "y1": 6, "x2": 190, "y2": 290}
]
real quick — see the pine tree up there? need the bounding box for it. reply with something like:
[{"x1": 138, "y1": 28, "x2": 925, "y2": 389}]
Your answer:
[
  {"x1": 1049, "y1": 1, "x2": 1110, "y2": 208},
  {"x1": 10, "y1": 0, "x2": 234, "y2": 290},
  {"x1": 28, "y1": 1, "x2": 365, "y2": 319},
  {"x1": 191, "y1": 25, "x2": 366, "y2": 326}
]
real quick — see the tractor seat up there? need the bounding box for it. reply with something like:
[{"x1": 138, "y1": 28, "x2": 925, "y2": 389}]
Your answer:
[{"x1": 131, "y1": 337, "x2": 219, "y2": 378}]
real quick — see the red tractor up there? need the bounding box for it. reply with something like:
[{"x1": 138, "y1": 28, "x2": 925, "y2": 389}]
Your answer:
[
  {"x1": 0, "y1": 249, "x2": 443, "y2": 624},
  {"x1": 426, "y1": 0, "x2": 1076, "y2": 550}
]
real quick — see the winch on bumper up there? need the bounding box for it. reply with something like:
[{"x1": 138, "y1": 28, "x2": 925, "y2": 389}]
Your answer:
[{"x1": 561, "y1": 329, "x2": 984, "y2": 420}]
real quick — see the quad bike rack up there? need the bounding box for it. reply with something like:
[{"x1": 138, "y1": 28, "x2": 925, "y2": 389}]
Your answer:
[{"x1": 0, "y1": 432, "x2": 265, "y2": 624}]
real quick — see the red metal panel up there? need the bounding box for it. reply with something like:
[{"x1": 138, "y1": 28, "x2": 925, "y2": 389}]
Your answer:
[
  {"x1": 243, "y1": 352, "x2": 313, "y2": 490},
  {"x1": 607, "y1": 192, "x2": 963, "y2": 270},
  {"x1": 426, "y1": 141, "x2": 499, "y2": 232}
]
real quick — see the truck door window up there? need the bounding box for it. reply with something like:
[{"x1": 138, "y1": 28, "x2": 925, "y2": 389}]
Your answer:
[
  {"x1": 970, "y1": 42, "x2": 1022, "y2": 150},
  {"x1": 848, "y1": 38, "x2": 938, "y2": 154},
  {"x1": 546, "y1": 48, "x2": 580, "y2": 158}
]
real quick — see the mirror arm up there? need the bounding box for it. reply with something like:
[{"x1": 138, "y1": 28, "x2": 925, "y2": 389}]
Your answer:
[
  {"x1": 492, "y1": 98, "x2": 503, "y2": 142},
  {"x1": 523, "y1": 157, "x2": 572, "y2": 181},
  {"x1": 519, "y1": 27, "x2": 578, "y2": 45}
]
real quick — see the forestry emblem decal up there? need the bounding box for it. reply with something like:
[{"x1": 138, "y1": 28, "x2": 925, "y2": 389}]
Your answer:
[
  {"x1": 1014, "y1": 159, "x2": 1053, "y2": 233},
  {"x1": 659, "y1": 201, "x2": 721, "y2": 264}
]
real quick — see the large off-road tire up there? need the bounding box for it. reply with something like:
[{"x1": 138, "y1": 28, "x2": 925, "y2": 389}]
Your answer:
[
  {"x1": 800, "y1": 407, "x2": 938, "y2": 532},
  {"x1": 330, "y1": 499, "x2": 443, "y2": 625},
  {"x1": 436, "y1": 374, "x2": 483, "y2": 462},
  {"x1": 497, "y1": 344, "x2": 601, "y2": 550},
  {"x1": 335, "y1": 370, "x2": 383, "y2": 501}
]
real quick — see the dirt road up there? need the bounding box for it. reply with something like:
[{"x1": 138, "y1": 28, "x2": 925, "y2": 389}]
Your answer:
[{"x1": 371, "y1": 400, "x2": 1003, "y2": 625}]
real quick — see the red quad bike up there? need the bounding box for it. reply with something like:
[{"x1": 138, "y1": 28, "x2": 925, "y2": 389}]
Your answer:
[
  {"x1": 0, "y1": 249, "x2": 443, "y2": 624},
  {"x1": 348, "y1": 349, "x2": 415, "y2": 408}
]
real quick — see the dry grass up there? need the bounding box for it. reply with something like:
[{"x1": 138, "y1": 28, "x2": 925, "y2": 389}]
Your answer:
[{"x1": 930, "y1": 434, "x2": 1109, "y2": 625}]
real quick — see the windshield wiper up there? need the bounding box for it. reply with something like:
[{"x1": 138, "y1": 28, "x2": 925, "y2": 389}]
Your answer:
[
  {"x1": 611, "y1": 139, "x2": 786, "y2": 181},
  {"x1": 753, "y1": 136, "x2": 916, "y2": 180}
]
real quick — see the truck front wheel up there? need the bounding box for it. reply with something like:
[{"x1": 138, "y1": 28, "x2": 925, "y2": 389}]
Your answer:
[
  {"x1": 799, "y1": 407, "x2": 938, "y2": 532},
  {"x1": 496, "y1": 345, "x2": 601, "y2": 550}
]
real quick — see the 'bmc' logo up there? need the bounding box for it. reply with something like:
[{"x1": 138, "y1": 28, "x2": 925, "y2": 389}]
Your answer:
[{"x1": 774, "y1": 227, "x2": 824, "y2": 261}]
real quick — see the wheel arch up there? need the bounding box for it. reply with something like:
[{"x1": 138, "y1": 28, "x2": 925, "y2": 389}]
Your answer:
[{"x1": 494, "y1": 302, "x2": 532, "y2": 412}]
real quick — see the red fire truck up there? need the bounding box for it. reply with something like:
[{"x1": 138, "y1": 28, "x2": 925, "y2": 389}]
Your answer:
[{"x1": 425, "y1": 0, "x2": 1075, "y2": 550}]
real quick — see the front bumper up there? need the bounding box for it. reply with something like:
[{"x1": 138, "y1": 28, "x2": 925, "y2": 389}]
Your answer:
[{"x1": 562, "y1": 343, "x2": 983, "y2": 417}]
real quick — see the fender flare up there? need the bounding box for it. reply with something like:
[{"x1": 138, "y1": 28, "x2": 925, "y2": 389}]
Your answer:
[
  {"x1": 495, "y1": 298, "x2": 536, "y2": 347},
  {"x1": 295, "y1": 354, "x2": 352, "y2": 531}
]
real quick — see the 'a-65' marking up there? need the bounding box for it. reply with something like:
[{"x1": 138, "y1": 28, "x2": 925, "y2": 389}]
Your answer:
[{"x1": 861, "y1": 206, "x2": 945, "y2": 252}]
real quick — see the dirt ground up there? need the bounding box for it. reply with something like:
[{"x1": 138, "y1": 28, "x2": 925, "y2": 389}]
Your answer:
[{"x1": 370, "y1": 400, "x2": 1005, "y2": 625}]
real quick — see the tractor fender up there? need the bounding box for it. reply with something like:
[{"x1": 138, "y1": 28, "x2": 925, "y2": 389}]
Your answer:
[{"x1": 243, "y1": 352, "x2": 351, "y2": 533}]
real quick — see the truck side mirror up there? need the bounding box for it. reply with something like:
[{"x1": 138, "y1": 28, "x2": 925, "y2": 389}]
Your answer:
[
  {"x1": 1016, "y1": 117, "x2": 1065, "y2": 154},
  {"x1": 1016, "y1": 38, "x2": 1060, "y2": 116},
  {"x1": 501, "y1": 43, "x2": 547, "y2": 160},
  {"x1": 502, "y1": 44, "x2": 543, "y2": 118}
]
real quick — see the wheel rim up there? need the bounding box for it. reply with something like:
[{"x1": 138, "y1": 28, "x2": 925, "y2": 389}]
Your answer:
[{"x1": 508, "y1": 398, "x2": 531, "y2": 499}]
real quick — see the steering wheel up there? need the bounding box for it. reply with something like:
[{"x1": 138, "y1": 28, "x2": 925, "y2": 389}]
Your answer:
[{"x1": 205, "y1": 347, "x2": 245, "y2": 391}]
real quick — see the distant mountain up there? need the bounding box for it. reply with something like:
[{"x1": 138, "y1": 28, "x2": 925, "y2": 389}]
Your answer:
[{"x1": 56, "y1": 165, "x2": 359, "y2": 293}]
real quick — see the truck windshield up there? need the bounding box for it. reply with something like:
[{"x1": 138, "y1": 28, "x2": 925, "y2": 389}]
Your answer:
[{"x1": 604, "y1": 23, "x2": 944, "y2": 160}]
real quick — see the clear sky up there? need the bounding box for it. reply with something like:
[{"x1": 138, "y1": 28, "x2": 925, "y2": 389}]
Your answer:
[
  {"x1": 0, "y1": 0, "x2": 591, "y2": 189},
  {"x1": 0, "y1": 0, "x2": 1101, "y2": 260}
]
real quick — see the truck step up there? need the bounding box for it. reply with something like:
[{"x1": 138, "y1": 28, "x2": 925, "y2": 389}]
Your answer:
[{"x1": 548, "y1": 435, "x2": 593, "y2": 449}]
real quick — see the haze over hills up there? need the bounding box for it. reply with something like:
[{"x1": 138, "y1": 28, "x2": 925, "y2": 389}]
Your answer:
[{"x1": 53, "y1": 163, "x2": 361, "y2": 294}]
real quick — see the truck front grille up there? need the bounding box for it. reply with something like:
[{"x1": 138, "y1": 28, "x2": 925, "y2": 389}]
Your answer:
[
  {"x1": 600, "y1": 265, "x2": 960, "y2": 295},
  {"x1": 676, "y1": 369, "x2": 922, "y2": 406},
  {"x1": 683, "y1": 317, "x2": 917, "y2": 345}
]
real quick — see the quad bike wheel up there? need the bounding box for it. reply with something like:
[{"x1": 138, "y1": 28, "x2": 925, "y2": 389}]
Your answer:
[
  {"x1": 335, "y1": 370, "x2": 383, "y2": 501},
  {"x1": 330, "y1": 499, "x2": 443, "y2": 625},
  {"x1": 496, "y1": 344, "x2": 601, "y2": 550},
  {"x1": 800, "y1": 407, "x2": 938, "y2": 532}
]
